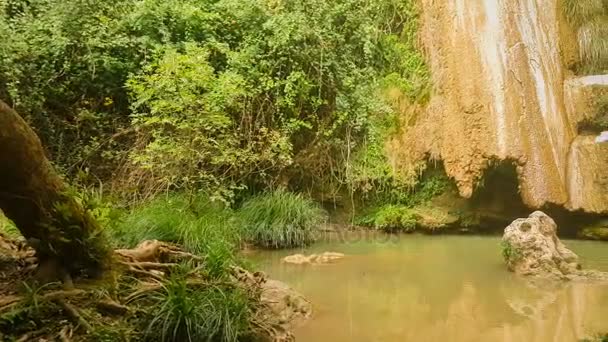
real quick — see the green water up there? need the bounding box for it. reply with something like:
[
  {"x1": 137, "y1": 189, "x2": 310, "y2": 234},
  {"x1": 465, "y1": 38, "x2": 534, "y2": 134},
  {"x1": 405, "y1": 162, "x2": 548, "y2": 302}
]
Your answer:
[{"x1": 250, "y1": 234, "x2": 608, "y2": 342}]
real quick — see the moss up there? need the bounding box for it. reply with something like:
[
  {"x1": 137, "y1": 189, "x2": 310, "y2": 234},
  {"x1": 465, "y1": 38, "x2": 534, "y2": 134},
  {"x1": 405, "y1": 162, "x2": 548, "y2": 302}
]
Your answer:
[
  {"x1": 358, "y1": 203, "x2": 462, "y2": 233},
  {"x1": 578, "y1": 226, "x2": 608, "y2": 240},
  {"x1": 501, "y1": 240, "x2": 522, "y2": 266}
]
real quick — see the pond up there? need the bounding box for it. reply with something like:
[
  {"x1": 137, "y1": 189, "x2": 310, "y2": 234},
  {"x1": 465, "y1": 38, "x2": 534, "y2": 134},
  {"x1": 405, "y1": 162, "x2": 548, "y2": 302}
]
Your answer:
[{"x1": 250, "y1": 233, "x2": 608, "y2": 341}]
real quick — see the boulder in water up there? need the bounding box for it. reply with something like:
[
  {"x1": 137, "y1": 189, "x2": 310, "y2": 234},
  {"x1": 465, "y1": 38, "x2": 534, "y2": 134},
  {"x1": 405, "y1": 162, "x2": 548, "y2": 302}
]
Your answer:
[{"x1": 502, "y1": 211, "x2": 608, "y2": 281}]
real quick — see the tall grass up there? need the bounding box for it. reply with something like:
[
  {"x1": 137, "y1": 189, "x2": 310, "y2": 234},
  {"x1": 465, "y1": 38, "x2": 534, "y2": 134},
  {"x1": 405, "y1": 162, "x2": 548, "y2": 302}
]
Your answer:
[
  {"x1": 563, "y1": 0, "x2": 604, "y2": 25},
  {"x1": 562, "y1": 0, "x2": 608, "y2": 73},
  {"x1": 110, "y1": 194, "x2": 239, "y2": 254},
  {"x1": 138, "y1": 265, "x2": 253, "y2": 342},
  {"x1": 577, "y1": 17, "x2": 608, "y2": 72},
  {"x1": 238, "y1": 190, "x2": 326, "y2": 249}
]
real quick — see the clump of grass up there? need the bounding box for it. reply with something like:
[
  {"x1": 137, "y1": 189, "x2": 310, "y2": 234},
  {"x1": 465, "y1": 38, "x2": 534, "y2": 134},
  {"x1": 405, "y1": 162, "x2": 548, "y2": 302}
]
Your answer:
[
  {"x1": 138, "y1": 265, "x2": 254, "y2": 342},
  {"x1": 238, "y1": 190, "x2": 326, "y2": 249},
  {"x1": 0, "y1": 282, "x2": 61, "y2": 335},
  {"x1": 562, "y1": 0, "x2": 608, "y2": 73},
  {"x1": 108, "y1": 193, "x2": 242, "y2": 278},
  {"x1": 110, "y1": 193, "x2": 238, "y2": 252},
  {"x1": 563, "y1": 0, "x2": 604, "y2": 25},
  {"x1": 577, "y1": 17, "x2": 608, "y2": 71}
]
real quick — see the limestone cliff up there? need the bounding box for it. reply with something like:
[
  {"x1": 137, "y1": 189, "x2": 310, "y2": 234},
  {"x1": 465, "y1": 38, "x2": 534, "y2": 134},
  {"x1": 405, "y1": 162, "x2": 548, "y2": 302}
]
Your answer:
[{"x1": 392, "y1": 0, "x2": 608, "y2": 213}]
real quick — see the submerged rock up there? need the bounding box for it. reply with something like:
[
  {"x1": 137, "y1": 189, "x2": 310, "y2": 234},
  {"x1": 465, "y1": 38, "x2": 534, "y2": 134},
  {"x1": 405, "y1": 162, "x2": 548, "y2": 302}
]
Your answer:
[
  {"x1": 578, "y1": 225, "x2": 608, "y2": 241},
  {"x1": 502, "y1": 211, "x2": 608, "y2": 281},
  {"x1": 282, "y1": 252, "x2": 344, "y2": 265}
]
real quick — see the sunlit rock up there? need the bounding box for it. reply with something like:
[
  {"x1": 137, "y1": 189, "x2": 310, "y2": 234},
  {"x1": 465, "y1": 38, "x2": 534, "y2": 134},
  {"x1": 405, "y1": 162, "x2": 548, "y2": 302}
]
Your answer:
[
  {"x1": 282, "y1": 252, "x2": 344, "y2": 265},
  {"x1": 502, "y1": 211, "x2": 608, "y2": 281}
]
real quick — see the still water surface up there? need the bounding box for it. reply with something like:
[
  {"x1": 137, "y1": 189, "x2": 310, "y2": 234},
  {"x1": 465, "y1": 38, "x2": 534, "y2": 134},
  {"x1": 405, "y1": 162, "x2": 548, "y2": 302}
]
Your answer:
[{"x1": 251, "y1": 234, "x2": 608, "y2": 342}]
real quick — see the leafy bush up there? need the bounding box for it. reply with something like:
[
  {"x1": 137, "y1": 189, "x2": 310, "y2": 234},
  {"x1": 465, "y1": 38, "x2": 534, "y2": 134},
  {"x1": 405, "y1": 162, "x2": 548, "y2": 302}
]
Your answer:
[
  {"x1": 0, "y1": 0, "x2": 429, "y2": 202},
  {"x1": 359, "y1": 205, "x2": 417, "y2": 233},
  {"x1": 238, "y1": 190, "x2": 325, "y2": 248}
]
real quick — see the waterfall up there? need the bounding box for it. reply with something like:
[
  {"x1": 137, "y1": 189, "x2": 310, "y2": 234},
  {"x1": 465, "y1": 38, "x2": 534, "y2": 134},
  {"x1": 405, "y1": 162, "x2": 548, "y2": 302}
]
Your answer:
[{"x1": 411, "y1": 0, "x2": 608, "y2": 212}]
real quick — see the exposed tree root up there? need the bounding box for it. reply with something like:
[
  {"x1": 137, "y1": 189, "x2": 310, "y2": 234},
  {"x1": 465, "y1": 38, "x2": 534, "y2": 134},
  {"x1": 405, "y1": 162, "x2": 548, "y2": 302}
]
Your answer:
[
  {"x1": 0, "y1": 289, "x2": 87, "y2": 313},
  {"x1": 59, "y1": 325, "x2": 72, "y2": 342},
  {"x1": 115, "y1": 240, "x2": 203, "y2": 263},
  {"x1": 57, "y1": 299, "x2": 92, "y2": 332},
  {"x1": 0, "y1": 239, "x2": 297, "y2": 342}
]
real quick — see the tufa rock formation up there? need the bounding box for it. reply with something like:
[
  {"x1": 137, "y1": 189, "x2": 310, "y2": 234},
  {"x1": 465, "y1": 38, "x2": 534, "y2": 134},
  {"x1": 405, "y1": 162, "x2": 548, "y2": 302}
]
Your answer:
[
  {"x1": 502, "y1": 211, "x2": 608, "y2": 281},
  {"x1": 390, "y1": 0, "x2": 608, "y2": 213}
]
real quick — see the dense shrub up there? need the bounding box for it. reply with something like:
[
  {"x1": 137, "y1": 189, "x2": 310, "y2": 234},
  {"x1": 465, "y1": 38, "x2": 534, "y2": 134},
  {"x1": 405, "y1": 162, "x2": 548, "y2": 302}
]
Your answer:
[
  {"x1": 358, "y1": 205, "x2": 416, "y2": 233},
  {"x1": 238, "y1": 190, "x2": 326, "y2": 248},
  {"x1": 0, "y1": 0, "x2": 429, "y2": 203}
]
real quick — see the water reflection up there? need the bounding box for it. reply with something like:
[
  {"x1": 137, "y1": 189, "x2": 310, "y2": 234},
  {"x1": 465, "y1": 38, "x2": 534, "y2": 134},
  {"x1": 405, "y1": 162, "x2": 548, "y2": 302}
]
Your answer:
[{"x1": 250, "y1": 235, "x2": 608, "y2": 342}]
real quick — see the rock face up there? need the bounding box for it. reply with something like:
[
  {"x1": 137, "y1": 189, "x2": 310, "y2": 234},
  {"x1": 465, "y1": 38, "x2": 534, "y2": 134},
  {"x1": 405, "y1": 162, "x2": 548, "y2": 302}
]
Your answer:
[
  {"x1": 390, "y1": 0, "x2": 608, "y2": 213},
  {"x1": 502, "y1": 211, "x2": 608, "y2": 281},
  {"x1": 282, "y1": 252, "x2": 344, "y2": 265},
  {"x1": 261, "y1": 279, "x2": 312, "y2": 325}
]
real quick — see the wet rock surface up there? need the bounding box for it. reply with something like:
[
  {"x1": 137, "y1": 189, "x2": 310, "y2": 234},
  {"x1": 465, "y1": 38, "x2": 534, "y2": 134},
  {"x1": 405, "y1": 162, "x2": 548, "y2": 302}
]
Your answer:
[
  {"x1": 502, "y1": 211, "x2": 608, "y2": 281},
  {"x1": 282, "y1": 252, "x2": 345, "y2": 265}
]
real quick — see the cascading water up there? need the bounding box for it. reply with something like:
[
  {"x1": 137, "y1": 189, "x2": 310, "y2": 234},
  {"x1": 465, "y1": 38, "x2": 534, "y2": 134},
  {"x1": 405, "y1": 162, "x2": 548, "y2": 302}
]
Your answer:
[{"x1": 398, "y1": 0, "x2": 608, "y2": 213}]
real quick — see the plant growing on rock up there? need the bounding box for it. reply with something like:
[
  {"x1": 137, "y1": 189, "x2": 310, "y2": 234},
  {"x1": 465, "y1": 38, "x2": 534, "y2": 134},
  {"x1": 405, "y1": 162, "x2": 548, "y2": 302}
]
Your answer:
[{"x1": 500, "y1": 240, "x2": 522, "y2": 268}]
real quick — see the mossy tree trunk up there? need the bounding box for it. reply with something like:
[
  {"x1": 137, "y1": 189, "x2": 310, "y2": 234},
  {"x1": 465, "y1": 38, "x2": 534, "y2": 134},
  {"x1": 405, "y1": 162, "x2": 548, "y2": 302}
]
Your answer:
[{"x1": 0, "y1": 100, "x2": 109, "y2": 277}]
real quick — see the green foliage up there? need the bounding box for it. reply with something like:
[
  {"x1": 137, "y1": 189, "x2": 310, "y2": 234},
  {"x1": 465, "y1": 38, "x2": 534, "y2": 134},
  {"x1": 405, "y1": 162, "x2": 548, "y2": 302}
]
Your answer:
[
  {"x1": 0, "y1": 212, "x2": 19, "y2": 238},
  {"x1": 355, "y1": 171, "x2": 454, "y2": 232},
  {"x1": 0, "y1": 282, "x2": 60, "y2": 333},
  {"x1": 361, "y1": 172, "x2": 452, "y2": 209},
  {"x1": 359, "y1": 205, "x2": 417, "y2": 233},
  {"x1": 0, "y1": 0, "x2": 429, "y2": 202},
  {"x1": 109, "y1": 193, "x2": 241, "y2": 278},
  {"x1": 0, "y1": 0, "x2": 138, "y2": 177},
  {"x1": 238, "y1": 190, "x2": 326, "y2": 248},
  {"x1": 500, "y1": 240, "x2": 522, "y2": 263},
  {"x1": 127, "y1": 43, "x2": 292, "y2": 199},
  {"x1": 138, "y1": 265, "x2": 253, "y2": 342},
  {"x1": 577, "y1": 17, "x2": 608, "y2": 73},
  {"x1": 112, "y1": 193, "x2": 238, "y2": 250}
]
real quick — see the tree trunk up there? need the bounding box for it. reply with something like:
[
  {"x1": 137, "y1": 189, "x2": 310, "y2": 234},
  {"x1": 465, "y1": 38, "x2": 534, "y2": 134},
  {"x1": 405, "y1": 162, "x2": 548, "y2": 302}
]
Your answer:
[{"x1": 0, "y1": 100, "x2": 109, "y2": 277}]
